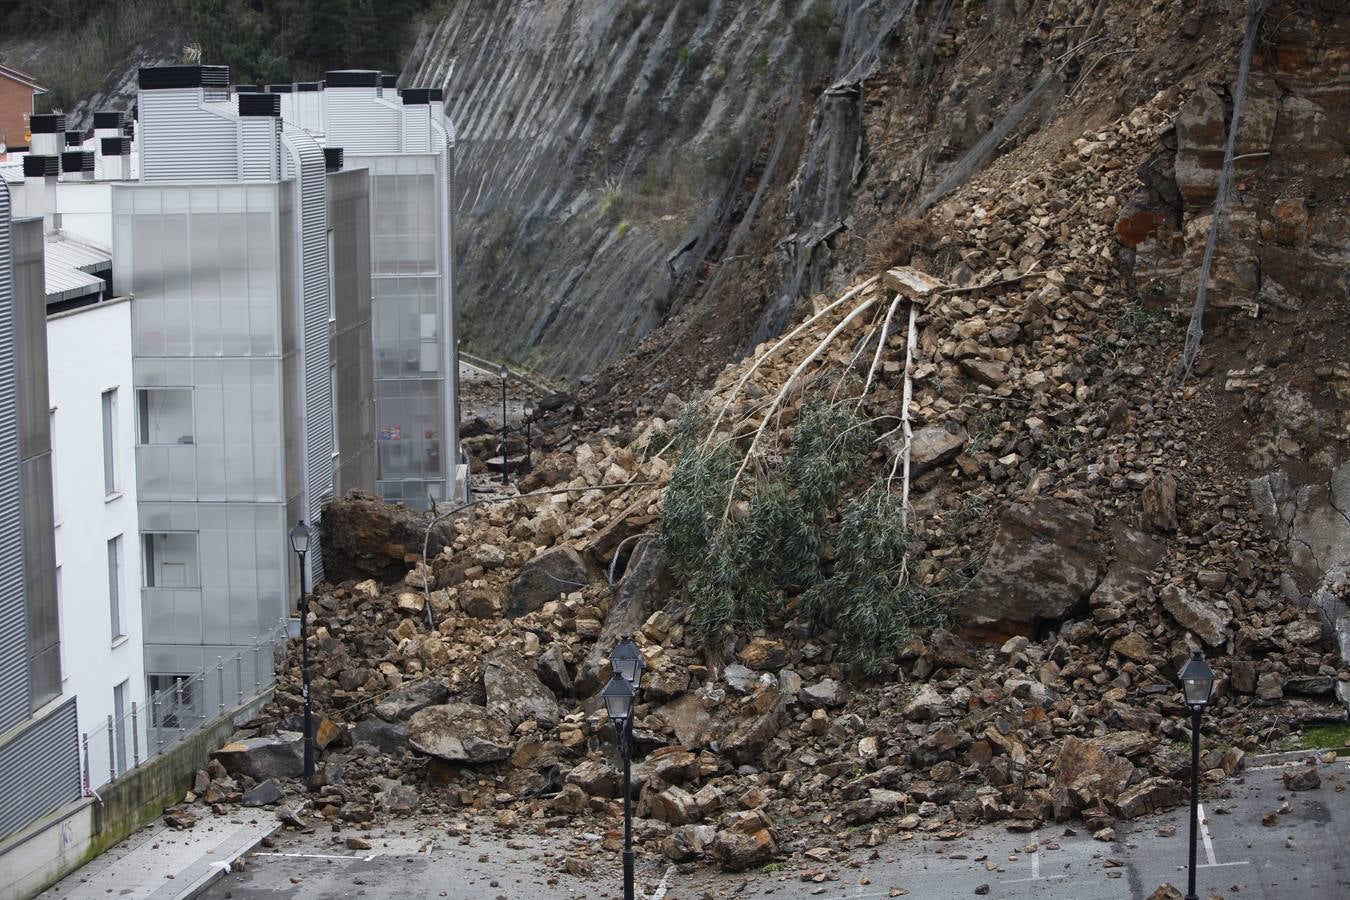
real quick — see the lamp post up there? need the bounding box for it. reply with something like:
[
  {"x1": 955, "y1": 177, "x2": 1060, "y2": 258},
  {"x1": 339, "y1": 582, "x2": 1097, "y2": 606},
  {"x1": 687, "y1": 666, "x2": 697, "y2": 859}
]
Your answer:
[
  {"x1": 288, "y1": 520, "x2": 316, "y2": 780},
  {"x1": 523, "y1": 399, "x2": 535, "y2": 472},
  {"x1": 605, "y1": 636, "x2": 646, "y2": 900},
  {"x1": 498, "y1": 364, "x2": 509, "y2": 486},
  {"x1": 1179, "y1": 649, "x2": 1215, "y2": 900}
]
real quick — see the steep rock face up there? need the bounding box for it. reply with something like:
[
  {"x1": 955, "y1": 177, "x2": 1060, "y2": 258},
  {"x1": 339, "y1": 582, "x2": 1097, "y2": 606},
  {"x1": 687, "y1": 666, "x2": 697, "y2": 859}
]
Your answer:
[{"x1": 405, "y1": 0, "x2": 1099, "y2": 380}]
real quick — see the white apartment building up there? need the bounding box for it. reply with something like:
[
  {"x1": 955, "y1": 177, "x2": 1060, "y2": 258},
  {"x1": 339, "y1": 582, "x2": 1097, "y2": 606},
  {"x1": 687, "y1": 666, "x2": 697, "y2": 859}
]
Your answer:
[{"x1": 47, "y1": 293, "x2": 146, "y2": 783}]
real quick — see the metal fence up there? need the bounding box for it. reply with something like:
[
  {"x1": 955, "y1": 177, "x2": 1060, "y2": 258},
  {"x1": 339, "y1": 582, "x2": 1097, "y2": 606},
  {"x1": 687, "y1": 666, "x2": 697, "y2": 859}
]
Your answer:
[{"x1": 80, "y1": 621, "x2": 288, "y2": 795}]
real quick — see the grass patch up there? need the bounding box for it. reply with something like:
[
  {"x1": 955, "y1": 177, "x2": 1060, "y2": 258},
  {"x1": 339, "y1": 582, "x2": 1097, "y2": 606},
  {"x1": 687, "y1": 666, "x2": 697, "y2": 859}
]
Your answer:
[{"x1": 1294, "y1": 725, "x2": 1350, "y2": 751}]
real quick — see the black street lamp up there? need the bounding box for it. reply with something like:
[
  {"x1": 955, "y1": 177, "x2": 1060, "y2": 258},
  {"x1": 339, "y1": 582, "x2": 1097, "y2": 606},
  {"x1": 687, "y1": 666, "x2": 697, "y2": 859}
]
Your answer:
[
  {"x1": 605, "y1": 635, "x2": 646, "y2": 900},
  {"x1": 498, "y1": 364, "x2": 509, "y2": 486},
  {"x1": 289, "y1": 520, "x2": 316, "y2": 780},
  {"x1": 1179, "y1": 649, "x2": 1216, "y2": 900},
  {"x1": 522, "y1": 399, "x2": 535, "y2": 472}
]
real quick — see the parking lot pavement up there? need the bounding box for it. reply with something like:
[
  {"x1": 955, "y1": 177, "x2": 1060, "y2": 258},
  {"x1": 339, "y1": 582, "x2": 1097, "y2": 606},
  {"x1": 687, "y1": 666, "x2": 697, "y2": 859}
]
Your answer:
[{"x1": 201, "y1": 751, "x2": 1347, "y2": 900}]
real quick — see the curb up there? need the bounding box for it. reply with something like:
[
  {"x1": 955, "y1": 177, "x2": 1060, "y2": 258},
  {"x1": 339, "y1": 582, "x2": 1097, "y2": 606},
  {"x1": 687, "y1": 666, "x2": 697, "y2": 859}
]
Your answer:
[{"x1": 168, "y1": 821, "x2": 282, "y2": 900}]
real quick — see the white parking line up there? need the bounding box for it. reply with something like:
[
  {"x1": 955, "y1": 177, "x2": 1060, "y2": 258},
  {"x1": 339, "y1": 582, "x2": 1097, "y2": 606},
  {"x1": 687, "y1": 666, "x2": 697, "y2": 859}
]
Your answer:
[
  {"x1": 1196, "y1": 802, "x2": 1218, "y2": 866},
  {"x1": 253, "y1": 851, "x2": 375, "y2": 862},
  {"x1": 1032, "y1": 847, "x2": 1040, "y2": 879}
]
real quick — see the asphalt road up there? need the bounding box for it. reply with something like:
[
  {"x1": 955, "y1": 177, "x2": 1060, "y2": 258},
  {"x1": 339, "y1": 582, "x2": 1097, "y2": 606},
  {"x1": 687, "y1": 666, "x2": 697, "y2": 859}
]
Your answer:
[{"x1": 201, "y1": 751, "x2": 1348, "y2": 900}]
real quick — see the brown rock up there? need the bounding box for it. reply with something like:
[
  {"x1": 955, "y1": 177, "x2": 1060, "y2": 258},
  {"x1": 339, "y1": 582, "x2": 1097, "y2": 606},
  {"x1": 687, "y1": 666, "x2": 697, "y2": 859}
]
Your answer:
[
  {"x1": 952, "y1": 499, "x2": 1103, "y2": 641},
  {"x1": 406, "y1": 703, "x2": 512, "y2": 763},
  {"x1": 1114, "y1": 777, "x2": 1182, "y2": 819},
  {"x1": 1282, "y1": 766, "x2": 1320, "y2": 791},
  {"x1": 1160, "y1": 585, "x2": 1229, "y2": 648},
  {"x1": 1140, "y1": 472, "x2": 1179, "y2": 533},
  {"x1": 737, "y1": 637, "x2": 787, "y2": 671},
  {"x1": 1053, "y1": 737, "x2": 1136, "y2": 809}
]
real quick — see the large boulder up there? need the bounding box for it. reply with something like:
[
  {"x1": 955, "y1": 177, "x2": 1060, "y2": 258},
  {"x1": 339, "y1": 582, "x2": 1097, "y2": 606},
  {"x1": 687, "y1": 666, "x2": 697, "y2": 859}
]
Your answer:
[
  {"x1": 885, "y1": 424, "x2": 968, "y2": 477},
  {"x1": 320, "y1": 490, "x2": 453, "y2": 584},
  {"x1": 1052, "y1": 736, "x2": 1136, "y2": 811},
  {"x1": 407, "y1": 703, "x2": 512, "y2": 763},
  {"x1": 709, "y1": 810, "x2": 778, "y2": 872},
  {"x1": 483, "y1": 649, "x2": 561, "y2": 727},
  {"x1": 351, "y1": 717, "x2": 409, "y2": 754},
  {"x1": 951, "y1": 499, "x2": 1104, "y2": 642},
  {"x1": 507, "y1": 546, "x2": 597, "y2": 618},
  {"x1": 211, "y1": 731, "x2": 305, "y2": 780},
  {"x1": 578, "y1": 536, "x2": 675, "y2": 692},
  {"x1": 375, "y1": 677, "x2": 449, "y2": 722},
  {"x1": 724, "y1": 689, "x2": 786, "y2": 766},
  {"x1": 1160, "y1": 585, "x2": 1230, "y2": 648}
]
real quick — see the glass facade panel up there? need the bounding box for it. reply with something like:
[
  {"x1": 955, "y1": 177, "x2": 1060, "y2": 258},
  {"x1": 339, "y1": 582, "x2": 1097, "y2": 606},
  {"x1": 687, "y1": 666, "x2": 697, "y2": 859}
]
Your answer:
[{"x1": 350, "y1": 154, "x2": 449, "y2": 508}]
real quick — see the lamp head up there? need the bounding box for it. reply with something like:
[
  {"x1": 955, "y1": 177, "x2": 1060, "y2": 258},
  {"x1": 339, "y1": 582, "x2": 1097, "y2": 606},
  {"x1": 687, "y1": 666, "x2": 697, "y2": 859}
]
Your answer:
[
  {"x1": 1179, "y1": 649, "x2": 1215, "y2": 708},
  {"x1": 498, "y1": 364, "x2": 509, "y2": 381},
  {"x1": 524, "y1": 399, "x2": 535, "y2": 420},
  {"x1": 289, "y1": 519, "x2": 311, "y2": 555},
  {"x1": 602, "y1": 673, "x2": 635, "y2": 727},
  {"x1": 608, "y1": 635, "x2": 646, "y2": 688}
]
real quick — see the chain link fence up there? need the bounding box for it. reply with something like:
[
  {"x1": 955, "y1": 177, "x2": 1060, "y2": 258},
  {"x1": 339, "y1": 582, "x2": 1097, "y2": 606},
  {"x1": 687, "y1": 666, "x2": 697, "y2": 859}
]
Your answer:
[{"x1": 81, "y1": 620, "x2": 288, "y2": 794}]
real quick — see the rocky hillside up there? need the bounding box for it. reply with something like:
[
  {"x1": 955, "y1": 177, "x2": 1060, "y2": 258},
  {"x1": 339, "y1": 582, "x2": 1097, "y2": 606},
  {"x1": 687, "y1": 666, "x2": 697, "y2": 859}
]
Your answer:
[{"x1": 170, "y1": 0, "x2": 1350, "y2": 876}]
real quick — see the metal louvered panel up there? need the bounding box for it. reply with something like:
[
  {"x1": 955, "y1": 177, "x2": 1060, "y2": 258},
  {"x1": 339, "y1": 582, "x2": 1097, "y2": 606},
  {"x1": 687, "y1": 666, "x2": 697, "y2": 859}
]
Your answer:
[
  {"x1": 401, "y1": 105, "x2": 431, "y2": 153},
  {"x1": 0, "y1": 183, "x2": 27, "y2": 733},
  {"x1": 139, "y1": 89, "x2": 240, "y2": 183},
  {"x1": 284, "y1": 127, "x2": 333, "y2": 585},
  {"x1": 0, "y1": 698, "x2": 80, "y2": 836},
  {"x1": 323, "y1": 90, "x2": 403, "y2": 154},
  {"x1": 241, "y1": 119, "x2": 280, "y2": 182}
]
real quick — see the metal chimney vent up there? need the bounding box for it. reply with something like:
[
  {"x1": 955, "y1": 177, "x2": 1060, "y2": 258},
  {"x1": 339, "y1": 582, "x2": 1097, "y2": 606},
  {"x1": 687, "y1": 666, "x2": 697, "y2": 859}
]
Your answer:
[
  {"x1": 29, "y1": 114, "x2": 66, "y2": 134},
  {"x1": 324, "y1": 70, "x2": 379, "y2": 88},
  {"x1": 21, "y1": 156, "x2": 58, "y2": 177},
  {"x1": 238, "y1": 93, "x2": 281, "y2": 117},
  {"x1": 60, "y1": 151, "x2": 94, "y2": 174},
  {"x1": 64, "y1": 130, "x2": 82, "y2": 147},
  {"x1": 234, "y1": 84, "x2": 259, "y2": 93},
  {"x1": 296, "y1": 81, "x2": 323, "y2": 92},
  {"x1": 400, "y1": 88, "x2": 434, "y2": 105},
  {"x1": 323, "y1": 147, "x2": 343, "y2": 172},
  {"x1": 139, "y1": 65, "x2": 229, "y2": 89},
  {"x1": 93, "y1": 111, "x2": 124, "y2": 129},
  {"x1": 100, "y1": 137, "x2": 132, "y2": 157},
  {"x1": 266, "y1": 83, "x2": 294, "y2": 93}
]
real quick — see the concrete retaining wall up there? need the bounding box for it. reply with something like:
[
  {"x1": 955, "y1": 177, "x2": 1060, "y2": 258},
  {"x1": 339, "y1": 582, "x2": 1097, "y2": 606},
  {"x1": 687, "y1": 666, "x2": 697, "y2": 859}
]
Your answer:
[{"x1": 0, "y1": 689, "x2": 272, "y2": 900}]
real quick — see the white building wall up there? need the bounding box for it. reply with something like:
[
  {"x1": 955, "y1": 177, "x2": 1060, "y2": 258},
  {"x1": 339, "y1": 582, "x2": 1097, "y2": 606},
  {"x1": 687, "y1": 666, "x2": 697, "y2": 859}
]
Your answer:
[{"x1": 46, "y1": 296, "x2": 146, "y2": 786}]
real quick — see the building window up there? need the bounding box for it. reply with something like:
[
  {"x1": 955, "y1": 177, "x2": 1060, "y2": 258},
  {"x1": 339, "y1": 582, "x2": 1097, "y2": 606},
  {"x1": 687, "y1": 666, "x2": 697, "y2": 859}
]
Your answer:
[
  {"x1": 113, "y1": 680, "x2": 129, "y2": 776},
  {"x1": 102, "y1": 388, "x2": 118, "y2": 494},
  {"x1": 108, "y1": 535, "x2": 124, "y2": 639},
  {"x1": 136, "y1": 387, "x2": 194, "y2": 445},
  {"x1": 142, "y1": 532, "x2": 200, "y2": 588}
]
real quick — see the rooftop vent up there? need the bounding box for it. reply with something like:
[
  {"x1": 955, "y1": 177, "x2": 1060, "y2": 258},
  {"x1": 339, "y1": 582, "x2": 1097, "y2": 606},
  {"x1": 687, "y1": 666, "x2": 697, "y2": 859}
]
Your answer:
[
  {"x1": 100, "y1": 137, "x2": 132, "y2": 157},
  {"x1": 93, "y1": 111, "x2": 125, "y2": 130},
  {"x1": 138, "y1": 65, "x2": 229, "y2": 90},
  {"x1": 22, "y1": 155, "x2": 59, "y2": 178},
  {"x1": 29, "y1": 114, "x2": 66, "y2": 134},
  {"x1": 325, "y1": 70, "x2": 379, "y2": 88},
  {"x1": 296, "y1": 81, "x2": 323, "y2": 92},
  {"x1": 380, "y1": 74, "x2": 398, "y2": 90},
  {"x1": 323, "y1": 147, "x2": 343, "y2": 172},
  {"x1": 234, "y1": 84, "x2": 259, "y2": 93},
  {"x1": 60, "y1": 151, "x2": 94, "y2": 173},
  {"x1": 238, "y1": 93, "x2": 281, "y2": 117},
  {"x1": 400, "y1": 88, "x2": 436, "y2": 105},
  {"x1": 265, "y1": 83, "x2": 294, "y2": 93},
  {"x1": 64, "y1": 130, "x2": 82, "y2": 147}
]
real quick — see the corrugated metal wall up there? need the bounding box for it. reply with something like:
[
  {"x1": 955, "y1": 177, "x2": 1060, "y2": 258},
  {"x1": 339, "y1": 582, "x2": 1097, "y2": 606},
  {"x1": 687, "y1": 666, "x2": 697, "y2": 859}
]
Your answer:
[
  {"x1": 241, "y1": 119, "x2": 281, "y2": 182},
  {"x1": 139, "y1": 90, "x2": 240, "y2": 183},
  {"x1": 324, "y1": 90, "x2": 403, "y2": 154},
  {"x1": 0, "y1": 698, "x2": 80, "y2": 837},
  {"x1": 282, "y1": 127, "x2": 333, "y2": 585},
  {"x1": 0, "y1": 182, "x2": 26, "y2": 733}
]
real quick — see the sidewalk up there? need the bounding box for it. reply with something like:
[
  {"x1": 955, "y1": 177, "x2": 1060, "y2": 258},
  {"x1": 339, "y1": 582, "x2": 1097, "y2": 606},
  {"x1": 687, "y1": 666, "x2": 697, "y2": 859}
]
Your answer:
[{"x1": 37, "y1": 809, "x2": 279, "y2": 900}]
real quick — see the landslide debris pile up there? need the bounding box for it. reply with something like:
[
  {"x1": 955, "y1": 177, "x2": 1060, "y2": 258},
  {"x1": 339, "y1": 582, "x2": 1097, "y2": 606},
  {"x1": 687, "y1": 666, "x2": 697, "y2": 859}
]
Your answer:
[{"x1": 180, "y1": 3, "x2": 1348, "y2": 876}]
